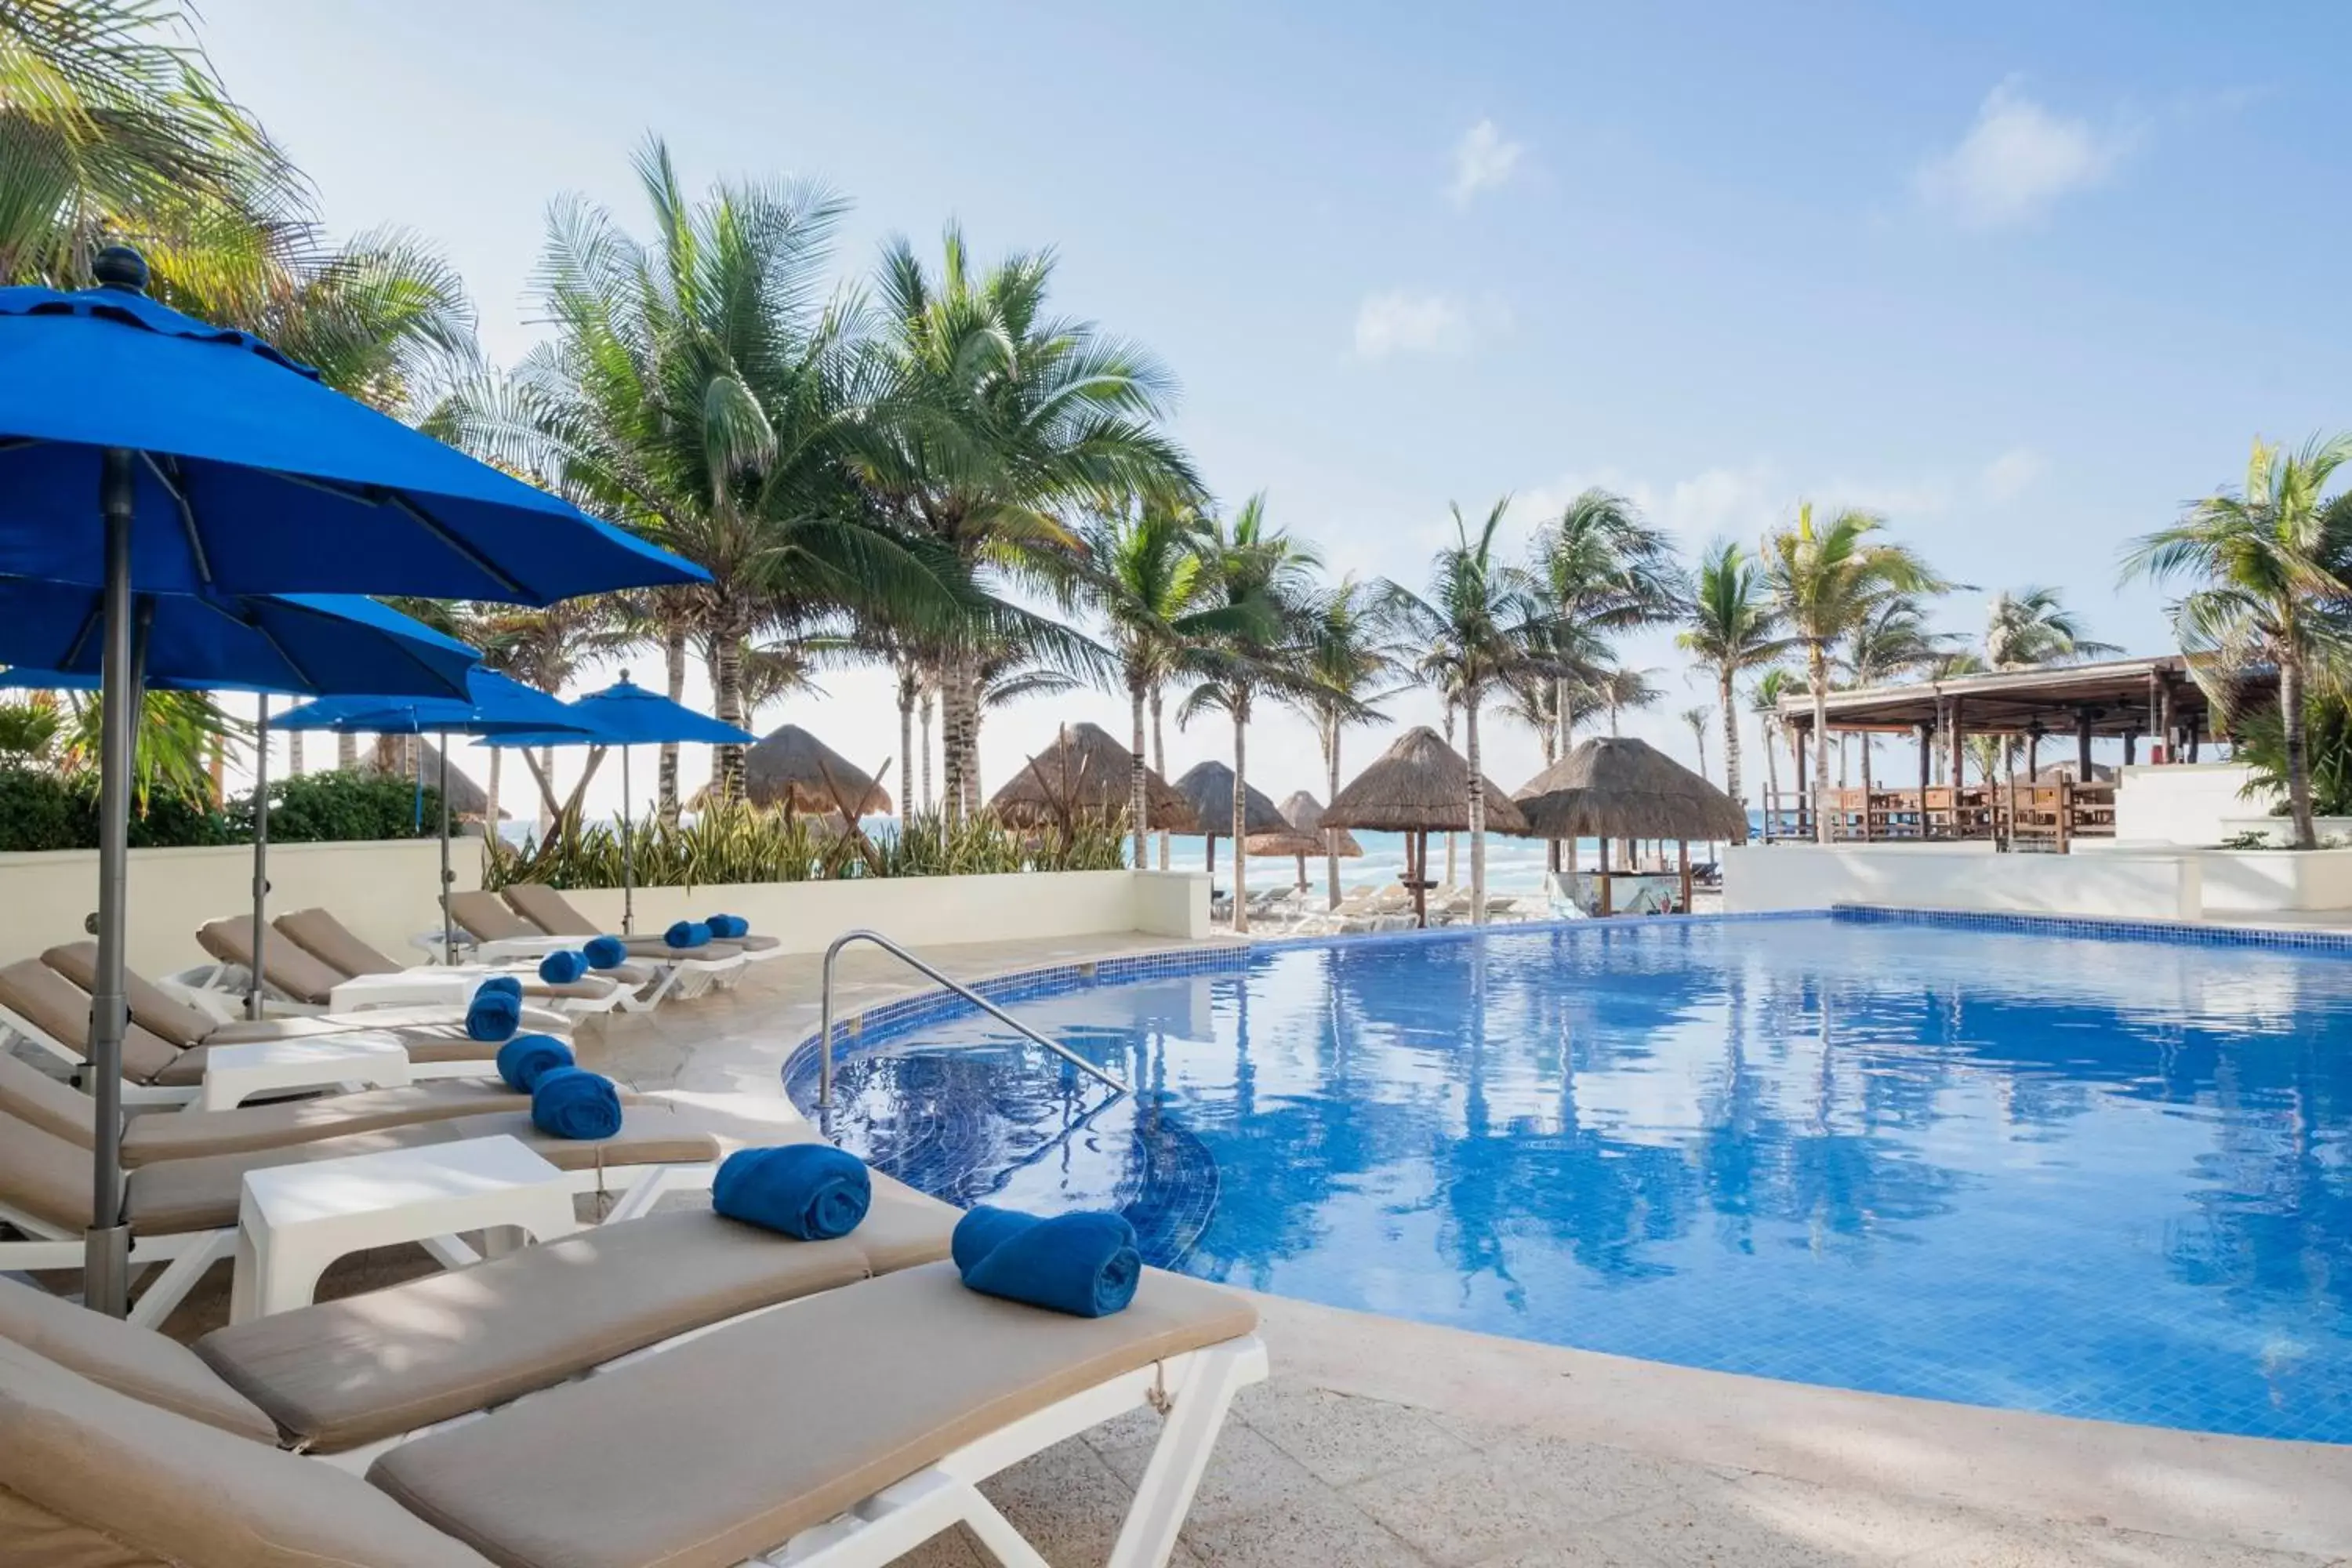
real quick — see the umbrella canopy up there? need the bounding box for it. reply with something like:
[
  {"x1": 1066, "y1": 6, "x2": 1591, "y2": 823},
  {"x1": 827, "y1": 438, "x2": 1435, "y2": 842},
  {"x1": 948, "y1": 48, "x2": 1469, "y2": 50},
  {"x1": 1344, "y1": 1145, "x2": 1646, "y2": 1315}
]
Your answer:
[
  {"x1": 1170, "y1": 760, "x2": 1289, "y2": 837},
  {"x1": 1323, "y1": 726, "x2": 1530, "y2": 835},
  {"x1": 1272, "y1": 790, "x2": 1363, "y2": 857},
  {"x1": 0, "y1": 589, "x2": 475, "y2": 699},
  {"x1": 273, "y1": 667, "x2": 588, "y2": 736},
  {"x1": 1514, "y1": 736, "x2": 1750, "y2": 841},
  {"x1": 987, "y1": 722, "x2": 1199, "y2": 831},
  {"x1": 543, "y1": 677, "x2": 752, "y2": 746},
  {"x1": 0, "y1": 270, "x2": 705, "y2": 603},
  {"x1": 743, "y1": 724, "x2": 891, "y2": 815}
]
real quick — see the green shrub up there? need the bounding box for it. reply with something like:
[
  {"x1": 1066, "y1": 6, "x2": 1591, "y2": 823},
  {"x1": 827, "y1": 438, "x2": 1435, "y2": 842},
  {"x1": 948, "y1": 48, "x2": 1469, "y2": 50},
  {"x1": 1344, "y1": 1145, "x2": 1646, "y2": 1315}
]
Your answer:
[
  {"x1": 0, "y1": 766, "x2": 235, "y2": 851},
  {"x1": 234, "y1": 770, "x2": 441, "y2": 844}
]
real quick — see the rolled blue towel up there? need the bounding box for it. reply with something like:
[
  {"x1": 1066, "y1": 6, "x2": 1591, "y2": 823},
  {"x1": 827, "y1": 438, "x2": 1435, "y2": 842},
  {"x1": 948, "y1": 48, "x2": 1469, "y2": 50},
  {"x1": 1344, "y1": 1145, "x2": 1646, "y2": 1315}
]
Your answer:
[
  {"x1": 665, "y1": 919, "x2": 712, "y2": 949},
  {"x1": 464, "y1": 988, "x2": 521, "y2": 1043},
  {"x1": 706, "y1": 913, "x2": 748, "y2": 939},
  {"x1": 583, "y1": 935, "x2": 628, "y2": 971},
  {"x1": 477, "y1": 974, "x2": 524, "y2": 1002},
  {"x1": 953, "y1": 1206, "x2": 1142, "y2": 1318},
  {"x1": 712, "y1": 1145, "x2": 871, "y2": 1240},
  {"x1": 495, "y1": 1032, "x2": 573, "y2": 1094},
  {"x1": 538, "y1": 949, "x2": 588, "y2": 985},
  {"x1": 529, "y1": 1067, "x2": 622, "y2": 1140}
]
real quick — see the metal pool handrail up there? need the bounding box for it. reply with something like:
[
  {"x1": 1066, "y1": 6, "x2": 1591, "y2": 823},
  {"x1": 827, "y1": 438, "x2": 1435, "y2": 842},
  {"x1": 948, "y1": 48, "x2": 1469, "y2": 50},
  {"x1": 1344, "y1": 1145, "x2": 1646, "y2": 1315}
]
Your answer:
[{"x1": 815, "y1": 928, "x2": 1129, "y2": 1109}]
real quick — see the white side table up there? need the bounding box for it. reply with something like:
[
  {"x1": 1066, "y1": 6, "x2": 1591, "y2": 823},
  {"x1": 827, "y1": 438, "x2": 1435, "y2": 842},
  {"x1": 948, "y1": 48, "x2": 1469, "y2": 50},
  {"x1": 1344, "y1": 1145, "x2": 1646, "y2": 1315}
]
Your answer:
[
  {"x1": 195, "y1": 1034, "x2": 412, "y2": 1112},
  {"x1": 229, "y1": 1134, "x2": 578, "y2": 1322},
  {"x1": 328, "y1": 967, "x2": 495, "y2": 1012}
]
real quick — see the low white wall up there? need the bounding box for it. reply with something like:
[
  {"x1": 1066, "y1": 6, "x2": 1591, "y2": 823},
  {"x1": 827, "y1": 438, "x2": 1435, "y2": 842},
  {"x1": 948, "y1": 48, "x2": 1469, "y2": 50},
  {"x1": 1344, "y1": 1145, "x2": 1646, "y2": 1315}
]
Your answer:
[
  {"x1": 554, "y1": 868, "x2": 1213, "y2": 954},
  {"x1": 2177, "y1": 848, "x2": 2352, "y2": 913},
  {"x1": 1723, "y1": 843, "x2": 2201, "y2": 920},
  {"x1": 2114, "y1": 762, "x2": 2269, "y2": 844},
  {"x1": 0, "y1": 837, "x2": 479, "y2": 979}
]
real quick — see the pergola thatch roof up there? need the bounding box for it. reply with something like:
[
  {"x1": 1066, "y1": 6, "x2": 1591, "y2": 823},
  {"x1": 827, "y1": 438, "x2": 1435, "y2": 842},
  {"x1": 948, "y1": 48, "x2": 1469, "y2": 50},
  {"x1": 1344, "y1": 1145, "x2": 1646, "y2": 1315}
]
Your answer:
[
  {"x1": 986, "y1": 722, "x2": 1199, "y2": 831},
  {"x1": 1261, "y1": 790, "x2": 1362, "y2": 858},
  {"x1": 742, "y1": 724, "x2": 891, "y2": 816},
  {"x1": 1171, "y1": 760, "x2": 1289, "y2": 839},
  {"x1": 1514, "y1": 736, "x2": 1748, "y2": 841},
  {"x1": 1323, "y1": 726, "x2": 1530, "y2": 835}
]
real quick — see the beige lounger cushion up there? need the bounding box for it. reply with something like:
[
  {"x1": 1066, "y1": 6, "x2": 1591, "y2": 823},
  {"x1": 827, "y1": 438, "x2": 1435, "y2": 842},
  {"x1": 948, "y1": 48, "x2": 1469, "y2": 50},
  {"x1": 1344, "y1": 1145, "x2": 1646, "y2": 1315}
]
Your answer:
[
  {"x1": 125, "y1": 1109, "x2": 724, "y2": 1234},
  {"x1": 447, "y1": 888, "x2": 543, "y2": 942},
  {"x1": 619, "y1": 935, "x2": 746, "y2": 961},
  {"x1": 201, "y1": 1206, "x2": 912, "y2": 1452},
  {"x1": 120, "y1": 1083, "x2": 531, "y2": 1166},
  {"x1": 0, "y1": 956, "x2": 187, "y2": 1083},
  {"x1": 501, "y1": 882, "x2": 597, "y2": 936},
  {"x1": 274, "y1": 906, "x2": 401, "y2": 978},
  {"x1": 0, "y1": 1047, "x2": 100, "y2": 1147},
  {"x1": 0, "y1": 1111, "x2": 96, "y2": 1229},
  {"x1": 524, "y1": 973, "x2": 621, "y2": 1001},
  {"x1": 197, "y1": 916, "x2": 347, "y2": 1006},
  {"x1": 42, "y1": 939, "x2": 220, "y2": 1050},
  {"x1": 368, "y1": 1261, "x2": 1257, "y2": 1568},
  {"x1": 0, "y1": 1279, "x2": 276, "y2": 1441},
  {"x1": 203, "y1": 1003, "x2": 572, "y2": 1047},
  {"x1": 0, "y1": 1339, "x2": 495, "y2": 1567}
]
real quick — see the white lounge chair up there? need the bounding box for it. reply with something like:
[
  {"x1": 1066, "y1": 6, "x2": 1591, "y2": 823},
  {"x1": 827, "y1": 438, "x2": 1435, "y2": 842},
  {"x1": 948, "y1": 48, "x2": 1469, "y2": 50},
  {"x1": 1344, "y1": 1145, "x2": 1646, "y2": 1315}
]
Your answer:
[
  {"x1": 265, "y1": 909, "x2": 630, "y2": 1018},
  {"x1": 449, "y1": 890, "x2": 749, "y2": 1011}
]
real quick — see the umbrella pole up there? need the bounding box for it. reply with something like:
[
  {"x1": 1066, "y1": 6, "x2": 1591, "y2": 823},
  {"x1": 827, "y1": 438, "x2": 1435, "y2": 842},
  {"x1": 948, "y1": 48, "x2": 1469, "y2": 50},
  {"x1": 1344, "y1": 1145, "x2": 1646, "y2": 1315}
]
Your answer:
[
  {"x1": 621, "y1": 746, "x2": 636, "y2": 936},
  {"x1": 247, "y1": 698, "x2": 270, "y2": 1021},
  {"x1": 84, "y1": 449, "x2": 137, "y2": 1316},
  {"x1": 439, "y1": 742, "x2": 455, "y2": 964}
]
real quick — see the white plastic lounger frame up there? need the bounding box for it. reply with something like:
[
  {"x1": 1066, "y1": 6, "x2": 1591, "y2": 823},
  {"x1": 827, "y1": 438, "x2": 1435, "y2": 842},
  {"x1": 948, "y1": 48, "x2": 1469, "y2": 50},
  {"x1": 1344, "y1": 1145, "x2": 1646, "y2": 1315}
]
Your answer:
[{"x1": 0, "y1": 1201, "x2": 236, "y2": 1330}]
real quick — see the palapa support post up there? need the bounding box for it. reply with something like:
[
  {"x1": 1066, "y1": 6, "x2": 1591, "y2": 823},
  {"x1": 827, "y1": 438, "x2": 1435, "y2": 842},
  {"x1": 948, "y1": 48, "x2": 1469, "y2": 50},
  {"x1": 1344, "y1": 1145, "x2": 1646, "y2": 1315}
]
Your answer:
[
  {"x1": 1598, "y1": 836, "x2": 1614, "y2": 917},
  {"x1": 1678, "y1": 839, "x2": 1691, "y2": 913}
]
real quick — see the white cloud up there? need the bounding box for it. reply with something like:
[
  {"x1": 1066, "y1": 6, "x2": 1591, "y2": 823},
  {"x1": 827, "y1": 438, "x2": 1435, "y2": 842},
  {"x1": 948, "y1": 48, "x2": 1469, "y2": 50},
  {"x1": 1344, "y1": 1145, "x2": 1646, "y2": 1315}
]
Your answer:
[
  {"x1": 1352, "y1": 290, "x2": 1473, "y2": 359},
  {"x1": 1512, "y1": 463, "x2": 1965, "y2": 549},
  {"x1": 1979, "y1": 447, "x2": 2046, "y2": 502},
  {"x1": 1447, "y1": 118, "x2": 1525, "y2": 205},
  {"x1": 1915, "y1": 78, "x2": 2134, "y2": 229}
]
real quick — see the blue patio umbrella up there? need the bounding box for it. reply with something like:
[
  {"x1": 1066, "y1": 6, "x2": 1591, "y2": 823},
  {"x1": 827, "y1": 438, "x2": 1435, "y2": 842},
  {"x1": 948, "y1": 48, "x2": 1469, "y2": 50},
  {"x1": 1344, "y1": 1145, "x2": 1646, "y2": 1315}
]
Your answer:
[
  {"x1": 0, "y1": 249, "x2": 706, "y2": 1315},
  {"x1": 278, "y1": 670, "x2": 600, "y2": 963},
  {"x1": 479, "y1": 676, "x2": 753, "y2": 935}
]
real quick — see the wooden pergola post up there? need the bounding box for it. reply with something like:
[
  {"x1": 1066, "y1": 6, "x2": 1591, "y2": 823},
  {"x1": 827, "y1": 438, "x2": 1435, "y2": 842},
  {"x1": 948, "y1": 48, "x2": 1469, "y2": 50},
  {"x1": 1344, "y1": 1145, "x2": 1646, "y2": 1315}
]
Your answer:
[
  {"x1": 2076, "y1": 709, "x2": 2093, "y2": 779},
  {"x1": 1947, "y1": 697, "x2": 1967, "y2": 820},
  {"x1": 2147, "y1": 671, "x2": 2163, "y2": 761},
  {"x1": 2158, "y1": 679, "x2": 2176, "y2": 764},
  {"x1": 1915, "y1": 720, "x2": 1932, "y2": 838}
]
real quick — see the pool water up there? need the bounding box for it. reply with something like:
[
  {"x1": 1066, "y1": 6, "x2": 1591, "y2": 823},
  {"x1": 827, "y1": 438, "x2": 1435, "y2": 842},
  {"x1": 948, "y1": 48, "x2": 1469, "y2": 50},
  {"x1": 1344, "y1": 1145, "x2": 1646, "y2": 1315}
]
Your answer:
[{"x1": 800, "y1": 916, "x2": 2352, "y2": 1442}]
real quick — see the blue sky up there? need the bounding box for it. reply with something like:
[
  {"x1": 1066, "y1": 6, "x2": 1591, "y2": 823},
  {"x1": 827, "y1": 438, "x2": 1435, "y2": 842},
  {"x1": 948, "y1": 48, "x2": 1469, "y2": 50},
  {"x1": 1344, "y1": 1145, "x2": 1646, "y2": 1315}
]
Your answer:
[{"x1": 196, "y1": 1, "x2": 2352, "y2": 812}]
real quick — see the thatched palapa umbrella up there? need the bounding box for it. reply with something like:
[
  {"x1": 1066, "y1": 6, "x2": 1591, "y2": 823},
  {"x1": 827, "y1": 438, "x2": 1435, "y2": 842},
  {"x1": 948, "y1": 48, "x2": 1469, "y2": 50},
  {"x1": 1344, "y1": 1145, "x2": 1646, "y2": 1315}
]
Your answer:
[
  {"x1": 1258, "y1": 790, "x2": 1361, "y2": 899},
  {"x1": 988, "y1": 722, "x2": 1199, "y2": 834},
  {"x1": 1515, "y1": 735, "x2": 1745, "y2": 914},
  {"x1": 743, "y1": 724, "x2": 892, "y2": 817},
  {"x1": 1323, "y1": 726, "x2": 1527, "y2": 927},
  {"x1": 1171, "y1": 760, "x2": 1287, "y2": 880}
]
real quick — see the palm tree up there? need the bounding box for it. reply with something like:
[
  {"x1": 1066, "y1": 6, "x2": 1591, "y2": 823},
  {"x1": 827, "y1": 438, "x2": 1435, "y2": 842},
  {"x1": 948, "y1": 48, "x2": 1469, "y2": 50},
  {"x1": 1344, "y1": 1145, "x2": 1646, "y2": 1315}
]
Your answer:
[
  {"x1": 1748, "y1": 667, "x2": 1796, "y2": 833},
  {"x1": 1586, "y1": 665, "x2": 1663, "y2": 735},
  {"x1": 1762, "y1": 503, "x2": 1944, "y2": 842},
  {"x1": 1841, "y1": 596, "x2": 1954, "y2": 800},
  {"x1": 2124, "y1": 434, "x2": 2352, "y2": 848},
  {"x1": 1180, "y1": 495, "x2": 1321, "y2": 933},
  {"x1": 1682, "y1": 706, "x2": 1711, "y2": 782},
  {"x1": 1531, "y1": 490, "x2": 1683, "y2": 754},
  {"x1": 1984, "y1": 586, "x2": 2118, "y2": 670},
  {"x1": 1285, "y1": 576, "x2": 1404, "y2": 908},
  {"x1": 848, "y1": 226, "x2": 1200, "y2": 820},
  {"x1": 1087, "y1": 501, "x2": 1218, "y2": 867},
  {"x1": 472, "y1": 600, "x2": 623, "y2": 822},
  {"x1": 1384, "y1": 499, "x2": 1555, "y2": 926},
  {"x1": 1675, "y1": 541, "x2": 1791, "y2": 823}
]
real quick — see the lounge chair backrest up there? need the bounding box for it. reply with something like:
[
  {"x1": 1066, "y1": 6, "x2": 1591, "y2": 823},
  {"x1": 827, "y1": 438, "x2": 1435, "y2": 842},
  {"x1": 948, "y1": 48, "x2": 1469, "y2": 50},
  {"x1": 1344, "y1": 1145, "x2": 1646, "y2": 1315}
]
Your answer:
[
  {"x1": 0, "y1": 957, "x2": 185, "y2": 1083},
  {"x1": 197, "y1": 917, "x2": 345, "y2": 1007},
  {"x1": 500, "y1": 883, "x2": 599, "y2": 938},
  {"x1": 0, "y1": 1048, "x2": 93, "y2": 1147},
  {"x1": 41, "y1": 939, "x2": 217, "y2": 1050},
  {"x1": 0, "y1": 1338, "x2": 495, "y2": 1567},
  {"x1": 0, "y1": 1279, "x2": 276, "y2": 1441},
  {"x1": 0, "y1": 1104, "x2": 95, "y2": 1230},
  {"x1": 447, "y1": 889, "x2": 539, "y2": 942},
  {"x1": 273, "y1": 908, "x2": 400, "y2": 978}
]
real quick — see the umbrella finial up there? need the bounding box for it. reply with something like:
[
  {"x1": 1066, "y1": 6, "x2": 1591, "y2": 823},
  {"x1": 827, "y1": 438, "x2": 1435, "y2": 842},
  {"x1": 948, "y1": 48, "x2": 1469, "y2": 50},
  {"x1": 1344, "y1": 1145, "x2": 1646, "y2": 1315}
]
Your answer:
[{"x1": 92, "y1": 245, "x2": 150, "y2": 293}]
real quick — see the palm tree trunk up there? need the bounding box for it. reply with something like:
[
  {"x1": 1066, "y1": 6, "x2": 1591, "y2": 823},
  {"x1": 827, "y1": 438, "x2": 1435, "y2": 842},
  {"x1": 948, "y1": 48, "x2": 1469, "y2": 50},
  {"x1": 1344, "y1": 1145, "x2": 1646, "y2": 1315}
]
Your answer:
[
  {"x1": 899, "y1": 675, "x2": 917, "y2": 826},
  {"x1": 1719, "y1": 670, "x2": 1744, "y2": 834},
  {"x1": 2285, "y1": 652, "x2": 2317, "y2": 848},
  {"x1": 1809, "y1": 640, "x2": 1832, "y2": 844},
  {"x1": 1760, "y1": 720, "x2": 1780, "y2": 836},
  {"x1": 658, "y1": 628, "x2": 688, "y2": 821},
  {"x1": 1129, "y1": 678, "x2": 1149, "y2": 869},
  {"x1": 1442, "y1": 702, "x2": 1457, "y2": 888},
  {"x1": 1150, "y1": 688, "x2": 1170, "y2": 870},
  {"x1": 287, "y1": 729, "x2": 303, "y2": 775},
  {"x1": 1231, "y1": 692, "x2": 1250, "y2": 934},
  {"x1": 1324, "y1": 717, "x2": 1342, "y2": 911},
  {"x1": 711, "y1": 636, "x2": 748, "y2": 800},
  {"x1": 919, "y1": 691, "x2": 934, "y2": 812},
  {"x1": 1554, "y1": 674, "x2": 1570, "y2": 758},
  {"x1": 1465, "y1": 698, "x2": 1486, "y2": 926},
  {"x1": 485, "y1": 746, "x2": 502, "y2": 837},
  {"x1": 337, "y1": 732, "x2": 357, "y2": 771}
]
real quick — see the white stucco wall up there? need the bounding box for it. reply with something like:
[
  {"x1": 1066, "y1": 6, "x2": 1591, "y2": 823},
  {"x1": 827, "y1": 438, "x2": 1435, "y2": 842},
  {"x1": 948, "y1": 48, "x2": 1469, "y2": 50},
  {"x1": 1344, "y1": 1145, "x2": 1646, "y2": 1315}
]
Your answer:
[
  {"x1": 0, "y1": 837, "x2": 479, "y2": 979},
  {"x1": 2113, "y1": 763, "x2": 2271, "y2": 845},
  {"x1": 1722, "y1": 843, "x2": 2201, "y2": 920}
]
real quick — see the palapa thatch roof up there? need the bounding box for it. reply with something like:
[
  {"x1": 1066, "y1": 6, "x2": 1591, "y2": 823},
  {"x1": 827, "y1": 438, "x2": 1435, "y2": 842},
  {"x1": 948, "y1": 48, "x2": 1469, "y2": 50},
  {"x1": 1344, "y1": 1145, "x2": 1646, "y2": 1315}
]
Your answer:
[
  {"x1": 1513, "y1": 736, "x2": 1748, "y2": 841},
  {"x1": 986, "y1": 722, "x2": 1199, "y2": 831},
  {"x1": 1260, "y1": 790, "x2": 1361, "y2": 858},
  {"x1": 1323, "y1": 726, "x2": 1530, "y2": 835},
  {"x1": 360, "y1": 739, "x2": 499, "y2": 820},
  {"x1": 742, "y1": 724, "x2": 891, "y2": 815},
  {"x1": 1244, "y1": 822, "x2": 1323, "y2": 857},
  {"x1": 1171, "y1": 760, "x2": 1289, "y2": 839}
]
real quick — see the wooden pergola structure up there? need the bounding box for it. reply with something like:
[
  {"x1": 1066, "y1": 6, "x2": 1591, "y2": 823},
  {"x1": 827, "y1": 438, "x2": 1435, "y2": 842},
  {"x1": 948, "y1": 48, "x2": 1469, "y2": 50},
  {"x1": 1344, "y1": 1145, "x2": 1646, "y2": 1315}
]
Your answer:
[{"x1": 1768, "y1": 655, "x2": 2272, "y2": 848}]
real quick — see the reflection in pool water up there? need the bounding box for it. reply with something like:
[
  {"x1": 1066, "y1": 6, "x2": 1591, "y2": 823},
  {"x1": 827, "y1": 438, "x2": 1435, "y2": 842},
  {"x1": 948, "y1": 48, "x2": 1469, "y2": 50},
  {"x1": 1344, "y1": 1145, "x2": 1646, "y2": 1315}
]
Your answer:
[{"x1": 801, "y1": 916, "x2": 2352, "y2": 1441}]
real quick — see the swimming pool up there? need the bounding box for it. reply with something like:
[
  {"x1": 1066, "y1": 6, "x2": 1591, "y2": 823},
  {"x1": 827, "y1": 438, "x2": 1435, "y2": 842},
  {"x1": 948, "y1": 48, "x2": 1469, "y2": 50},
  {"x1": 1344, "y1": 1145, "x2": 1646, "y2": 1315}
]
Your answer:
[{"x1": 794, "y1": 913, "x2": 2352, "y2": 1442}]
